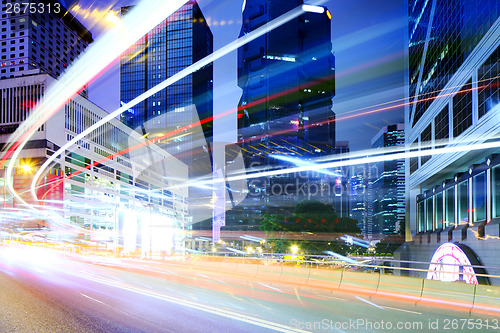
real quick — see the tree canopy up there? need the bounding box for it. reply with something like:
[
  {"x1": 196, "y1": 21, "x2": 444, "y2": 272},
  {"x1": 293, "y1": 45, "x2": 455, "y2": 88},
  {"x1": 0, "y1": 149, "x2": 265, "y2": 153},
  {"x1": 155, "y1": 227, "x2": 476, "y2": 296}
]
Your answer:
[{"x1": 260, "y1": 200, "x2": 360, "y2": 233}]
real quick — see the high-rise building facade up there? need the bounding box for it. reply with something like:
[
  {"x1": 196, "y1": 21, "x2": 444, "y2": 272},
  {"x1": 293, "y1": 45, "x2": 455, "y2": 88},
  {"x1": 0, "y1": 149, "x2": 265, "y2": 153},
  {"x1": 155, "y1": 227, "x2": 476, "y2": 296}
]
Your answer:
[
  {"x1": 0, "y1": 2, "x2": 188, "y2": 254},
  {"x1": 0, "y1": 0, "x2": 92, "y2": 81},
  {"x1": 238, "y1": 0, "x2": 335, "y2": 148},
  {"x1": 0, "y1": 73, "x2": 188, "y2": 253},
  {"x1": 349, "y1": 163, "x2": 374, "y2": 239},
  {"x1": 120, "y1": 1, "x2": 213, "y2": 161},
  {"x1": 399, "y1": 0, "x2": 500, "y2": 284},
  {"x1": 227, "y1": 0, "x2": 335, "y2": 227},
  {"x1": 370, "y1": 123, "x2": 405, "y2": 235},
  {"x1": 350, "y1": 168, "x2": 368, "y2": 233},
  {"x1": 120, "y1": 1, "x2": 213, "y2": 225}
]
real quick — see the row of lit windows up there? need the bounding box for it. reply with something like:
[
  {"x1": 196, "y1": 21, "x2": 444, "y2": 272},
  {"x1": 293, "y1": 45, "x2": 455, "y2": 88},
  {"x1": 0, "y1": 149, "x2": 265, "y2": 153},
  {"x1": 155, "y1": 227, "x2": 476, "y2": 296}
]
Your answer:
[
  {"x1": 410, "y1": 43, "x2": 499, "y2": 174},
  {"x1": 417, "y1": 160, "x2": 500, "y2": 233}
]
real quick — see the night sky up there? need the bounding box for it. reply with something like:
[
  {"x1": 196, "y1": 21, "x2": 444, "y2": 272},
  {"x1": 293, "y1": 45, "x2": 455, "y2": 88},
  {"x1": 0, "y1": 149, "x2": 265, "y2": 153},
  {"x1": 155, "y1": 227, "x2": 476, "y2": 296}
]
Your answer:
[{"x1": 71, "y1": 0, "x2": 406, "y2": 152}]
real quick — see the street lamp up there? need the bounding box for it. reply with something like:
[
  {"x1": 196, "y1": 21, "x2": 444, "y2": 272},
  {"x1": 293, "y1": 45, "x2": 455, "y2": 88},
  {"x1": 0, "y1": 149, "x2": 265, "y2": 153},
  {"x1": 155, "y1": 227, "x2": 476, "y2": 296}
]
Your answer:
[{"x1": 291, "y1": 245, "x2": 299, "y2": 254}]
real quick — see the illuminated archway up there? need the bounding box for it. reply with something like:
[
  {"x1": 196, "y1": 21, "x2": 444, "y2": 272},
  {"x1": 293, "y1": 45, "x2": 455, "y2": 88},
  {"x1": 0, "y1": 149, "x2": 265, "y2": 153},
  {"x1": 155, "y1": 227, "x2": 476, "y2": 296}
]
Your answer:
[{"x1": 427, "y1": 242, "x2": 488, "y2": 284}]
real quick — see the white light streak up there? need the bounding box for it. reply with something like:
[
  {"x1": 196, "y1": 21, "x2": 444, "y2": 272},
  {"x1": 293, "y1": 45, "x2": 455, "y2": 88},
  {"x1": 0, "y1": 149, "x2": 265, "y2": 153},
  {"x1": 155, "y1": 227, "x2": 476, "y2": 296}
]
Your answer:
[
  {"x1": 302, "y1": 4, "x2": 325, "y2": 14},
  {"x1": 29, "y1": 4, "x2": 312, "y2": 206},
  {"x1": 170, "y1": 139, "x2": 500, "y2": 191},
  {"x1": 5, "y1": 0, "x2": 193, "y2": 227}
]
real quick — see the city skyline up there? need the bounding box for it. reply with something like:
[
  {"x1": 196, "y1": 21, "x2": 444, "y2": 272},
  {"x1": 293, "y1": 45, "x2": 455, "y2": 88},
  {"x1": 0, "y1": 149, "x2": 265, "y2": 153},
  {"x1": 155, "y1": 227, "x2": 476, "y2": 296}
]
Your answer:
[{"x1": 1, "y1": 0, "x2": 500, "y2": 330}]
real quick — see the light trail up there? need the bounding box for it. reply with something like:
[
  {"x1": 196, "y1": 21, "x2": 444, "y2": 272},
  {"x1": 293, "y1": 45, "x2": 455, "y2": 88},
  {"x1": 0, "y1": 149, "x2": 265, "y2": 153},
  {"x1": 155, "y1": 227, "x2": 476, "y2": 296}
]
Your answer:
[
  {"x1": 29, "y1": 4, "x2": 324, "y2": 209},
  {"x1": 74, "y1": 272, "x2": 311, "y2": 333},
  {"x1": 11, "y1": 0, "x2": 495, "y2": 229},
  {"x1": 42, "y1": 68, "x2": 498, "y2": 198},
  {"x1": 2, "y1": 0, "x2": 192, "y2": 160},
  {"x1": 38, "y1": 74, "x2": 496, "y2": 202},
  {"x1": 2, "y1": 0, "x2": 194, "y2": 226},
  {"x1": 170, "y1": 138, "x2": 500, "y2": 191},
  {"x1": 224, "y1": 131, "x2": 498, "y2": 177},
  {"x1": 238, "y1": 81, "x2": 495, "y2": 147}
]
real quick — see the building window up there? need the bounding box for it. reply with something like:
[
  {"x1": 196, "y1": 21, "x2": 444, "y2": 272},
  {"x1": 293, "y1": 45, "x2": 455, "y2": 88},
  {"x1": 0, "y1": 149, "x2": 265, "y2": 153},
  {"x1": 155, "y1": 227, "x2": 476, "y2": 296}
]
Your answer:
[
  {"x1": 492, "y1": 165, "x2": 500, "y2": 218},
  {"x1": 452, "y1": 79, "x2": 473, "y2": 137},
  {"x1": 410, "y1": 139, "x2": 418, "y2": 174},
  {"x1": 426, "y1": 198, "x2": 433, "y2": 231},
  {"x1": 421, "y1": 124, "x2": 431, "y2": 165},
  {"x1": 418, "y1": 201, "x2": 424, "y2": 232},
  {"x1": 435, "y1": 105, "x2": 449, "y2": 143},
  {"x1": 458, "y1": 180, "x2": 469, "y2": 225},
  {"x1": 478, "y1": 46, "x2": 500, "y2": 118},
  {"x1": 473, "y1": 172, "x2": 486, "y2": 222},
  {"x1": 445, "y1": 186, "x2": 455, "y2": 227},
  {"x1": 435, "y1": 191, "x2": 443, "y2": 229}
]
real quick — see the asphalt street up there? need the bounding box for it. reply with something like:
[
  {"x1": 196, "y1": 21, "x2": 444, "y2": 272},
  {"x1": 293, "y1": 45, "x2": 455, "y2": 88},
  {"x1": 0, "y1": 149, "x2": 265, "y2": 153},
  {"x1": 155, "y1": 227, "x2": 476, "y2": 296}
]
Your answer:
[{"x1": 0, "y1": 246, "x2": 496, "y2": 332}]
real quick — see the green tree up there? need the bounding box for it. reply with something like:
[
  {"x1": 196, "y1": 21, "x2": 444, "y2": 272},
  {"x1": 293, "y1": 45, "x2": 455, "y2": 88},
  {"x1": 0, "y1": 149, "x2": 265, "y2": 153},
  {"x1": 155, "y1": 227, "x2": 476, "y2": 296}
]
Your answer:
[
  {"x1": 259, "y1": 213, "x2": 285, "y2": 232},
  {"x1": 259, "y1": 201, "x2": 360, "y2": 233},
  {"x1": 290, "y1": 200, "x2": 360, "y2": 233}
]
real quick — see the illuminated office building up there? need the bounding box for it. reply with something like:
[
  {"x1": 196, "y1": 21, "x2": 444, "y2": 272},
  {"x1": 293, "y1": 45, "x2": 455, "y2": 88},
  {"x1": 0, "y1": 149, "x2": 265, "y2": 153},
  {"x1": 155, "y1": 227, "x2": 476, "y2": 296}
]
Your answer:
[
  {"x1": 350, "y1": 167, "x2": 370, "y2": 236},
  {"x1": 400, "y1": 0, "x2": 500, "y2": 284},
  {"x1": 0, "y1": 73, "x2": 188, "y2": 253},
  {"x1": 0, "y1": 0, "x2": 92, "y2": 90},
  {"x1": 370, "y1": 123, "x2": 405, "y2": 235},
  {"x1": 120, "y1": 1, "x2": 213, "y2": 164},
  {"x1": 227, "y1": 0, "x2": 336, "y2": 227},
  {"x1": 120, "y1": 1, "x2": 213, "y2": 226},
  {"x1": 0, "y1": 3, "x2": 187, "y2": 252}
]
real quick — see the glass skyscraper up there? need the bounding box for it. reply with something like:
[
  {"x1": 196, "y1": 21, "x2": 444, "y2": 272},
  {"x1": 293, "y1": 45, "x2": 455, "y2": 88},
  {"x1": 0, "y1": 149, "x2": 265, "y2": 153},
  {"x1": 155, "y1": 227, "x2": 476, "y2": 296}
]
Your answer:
[
  {"x1": 226, "y1": 0, "x2": 336, "y2": 228},
  {"x1": 120, "y1": 1, "x2": 213, "y2": 225},
  {"x1": 238, "y1": 0, "x2": 335, "y2": 148},
  {"x1": 399, "y1": 0, "x2": 500, "y2": 284},
  {"x1": 120, "y1": 1, "x2": 213, "y2": 167}
]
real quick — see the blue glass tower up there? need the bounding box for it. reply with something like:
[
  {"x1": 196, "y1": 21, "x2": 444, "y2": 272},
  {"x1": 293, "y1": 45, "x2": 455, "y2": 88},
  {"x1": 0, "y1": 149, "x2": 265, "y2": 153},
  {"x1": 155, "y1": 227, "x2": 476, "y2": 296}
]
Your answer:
[
  {"x1": 238, "y1": 0, "x2": 335, "y2": 149},
  {"x1": 120, "y1": 1, "x2": 213, "y2": 226},
  {"x1": 226, "y1": 0, "x2": 336, "y2": 228},
  {"x1": 120, "y1": 1, "x2": 213, "y2": 168}
]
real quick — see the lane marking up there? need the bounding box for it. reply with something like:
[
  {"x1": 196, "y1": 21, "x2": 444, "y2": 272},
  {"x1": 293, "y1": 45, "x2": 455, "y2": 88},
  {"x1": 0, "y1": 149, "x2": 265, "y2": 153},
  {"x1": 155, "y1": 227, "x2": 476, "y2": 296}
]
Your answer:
[
  {"x1": 197, "y1": 273, "x2": 227, "y2": 284},
  {"x1": 320, "y1": 295, "x2": 347, "y2": 301},
  {"x1": 354, "y1": 296, "x2": 384, "y2": 310},
  {"x1": 294, "y1": 287, "x2": 305, "y2": 306},
  {"x1": 81, "y1": 274, "x2": 310, "y2": 333},
  {"x1": 258, "y1": 283, "x2": 283, "y2": 293},
  {"x1": 198, "y1": 273, "x2": 211, "y2": 279},
  {"x1": 80, "y1": 293, "x2": 105, "y2": 305},
  {"x1": 383, "y1": 305, "x2": 422, "y2": 315}
]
